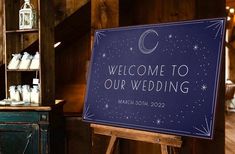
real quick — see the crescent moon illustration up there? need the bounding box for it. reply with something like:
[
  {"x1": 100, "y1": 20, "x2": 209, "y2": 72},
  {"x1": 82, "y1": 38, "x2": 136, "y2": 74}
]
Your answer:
[{"x1": 138, "y1": 29, "x2": 159, "y2": 54}]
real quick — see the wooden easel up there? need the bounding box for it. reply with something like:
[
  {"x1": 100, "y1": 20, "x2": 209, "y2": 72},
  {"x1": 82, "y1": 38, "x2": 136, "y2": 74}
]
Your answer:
[{"x1": 91, "y1": 124, "x2": 182, "y2": 154}]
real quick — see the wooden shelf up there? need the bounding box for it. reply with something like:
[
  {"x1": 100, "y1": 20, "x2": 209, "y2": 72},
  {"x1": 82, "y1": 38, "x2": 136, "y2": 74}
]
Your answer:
[
  {"x1": 0, "y1": 100, "x2": 65, "y2": 111},
  {"x1": 6, "y1": 69, "x2": 39, "y2": 72},
  {"x1": 6, "y1": 29, "x2": 39, "y2": 34},
  {"x1": 7, "y1": 69, "x2": 39, "y2": 72}
]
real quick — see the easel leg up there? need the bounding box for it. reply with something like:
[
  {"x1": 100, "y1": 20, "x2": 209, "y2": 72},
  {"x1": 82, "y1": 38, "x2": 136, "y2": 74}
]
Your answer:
[
  {"x1": 172, "y1": 147, "x2": 180, "y2": 154},
  {"x1": 161, "y1": 145, "x2": 168, "y2": 154},
  {"x1": 106, "y1": 135, "x2": 117, "y2": 154}
]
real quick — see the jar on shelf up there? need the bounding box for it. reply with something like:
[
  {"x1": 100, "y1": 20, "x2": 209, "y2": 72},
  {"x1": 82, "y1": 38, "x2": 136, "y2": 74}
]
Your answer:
[
  {"x1": 22, "y1": 85, "x2": 31, "y2": 103},
  {"x1": 17, "y1": 85, "x2": 22, "y2": 100},
  {"x1": 7, "y1": 53, "x2": 22, "y2": 69},
  {"x1": 30, "y1": 52, "x2": 40, "y2": 69},
  {"x1": 31, "y1": 85, "x2": 39, "y2": 104},
  {"x1": 18, "y1": 52, "x2": 33, "y2": 69},
  {"x1": 9, "y1": 86, "x2": 21, "y2": 101}
]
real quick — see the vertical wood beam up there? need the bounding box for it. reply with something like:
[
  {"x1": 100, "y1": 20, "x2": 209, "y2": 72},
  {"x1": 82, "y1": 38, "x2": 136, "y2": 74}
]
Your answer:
[{"x1": 40, "y1": 0, "x2": 55, "y2": 105}]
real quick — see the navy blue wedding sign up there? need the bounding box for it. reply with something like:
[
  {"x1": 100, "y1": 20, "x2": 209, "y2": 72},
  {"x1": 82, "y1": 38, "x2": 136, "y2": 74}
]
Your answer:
[{"x1": 83, "y1": 18, "x2": 226, "y2": 139}]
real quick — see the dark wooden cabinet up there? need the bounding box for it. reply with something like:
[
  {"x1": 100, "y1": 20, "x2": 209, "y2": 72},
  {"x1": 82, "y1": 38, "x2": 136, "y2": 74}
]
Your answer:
[
  {"x1": 0, "y1": 123, "x2": 39, "y2": 154},
  {"x1": 0, "y1": 101, "x2": 65, "y2": 154}
]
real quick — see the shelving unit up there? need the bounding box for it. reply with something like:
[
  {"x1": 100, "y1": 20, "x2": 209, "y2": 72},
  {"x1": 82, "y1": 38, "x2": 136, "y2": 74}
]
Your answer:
[
  {"x1": 0, "y1": 1, "x2": 65, "y2": 153},
  {"x1": 3, "y1": 0, "x2": 55, "y2": 105}
]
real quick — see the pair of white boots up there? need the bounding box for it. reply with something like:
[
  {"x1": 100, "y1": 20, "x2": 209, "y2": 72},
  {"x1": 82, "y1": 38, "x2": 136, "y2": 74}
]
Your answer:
[{"x1": 8, "y1": 52, "x2": 40, "y2": 70}]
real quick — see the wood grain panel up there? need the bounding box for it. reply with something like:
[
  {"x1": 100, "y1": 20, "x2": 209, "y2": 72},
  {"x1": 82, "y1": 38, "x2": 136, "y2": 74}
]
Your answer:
[
  {"x1": 65, "y1": 116, "x2": 92, "y2": 154},
  {"x1": 225, "y1": 112, "x2": 235, "y2": 154},
  {"x1": 55, "y1": 32, "x2": 90, "y2": 113},
  {"x1": 55, "y1": 2, "x2": 91, "y2": 47},
  {"x1": 39, "y1": 0, "x2": 55, "y2": 105},
  {"x1": 66, "y1": 0, "x2": 89, "y2": 17},
  {"x1": 91, "y1": 0, "x2": 119, "y2": 30},
  {"x1": 121, "y1": 0, "x2": 195, "y2": 26},
  {"x1": 53, "y1": 0, "x2": 66, "y2": 25},
  {"x1": 195, "y1": 0, "x2": 226, "y2": 19},
  {"x1": 228, "y1": 41, "x2": 235, "y2": 82},
  {"x1": 0, "y1": 0, "x2": 3, "y2": 65}
]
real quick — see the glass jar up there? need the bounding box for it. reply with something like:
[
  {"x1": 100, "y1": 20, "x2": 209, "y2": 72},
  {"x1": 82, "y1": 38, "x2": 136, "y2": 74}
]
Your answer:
[
  {"x1": 9, "y1": 85, "x2": 21, "y2": 101},
  {"x1": 22, "y1": 85, "x2": 31, "y2": 103},
  {"x1": 31, "y1": 85, "x2": 39, "y2": 104}
]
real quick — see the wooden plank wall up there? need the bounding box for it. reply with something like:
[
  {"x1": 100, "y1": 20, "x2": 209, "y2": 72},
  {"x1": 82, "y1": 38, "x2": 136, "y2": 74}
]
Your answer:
[
  {"x1": 55, "y1": 33, "x2": 90, "y2": 113},
  {"x1": 91, "y1": 0, "x2": 119, "y2": 57},
  {"x1": 0, "y1": 0, "x2": 3, "y2": 65},
  {"x1": 226, "y1": 0, "x2": 235, "y2": 83},
  {"x1": 65, "y1": 0, "x2": 89, "y2": 17},
  {"x1": 54, "y1": 0, "x2": 91, "y2": 113},
  {"x1": 54, "y1": 0, "x2": 90, "y2": 25},
  {"x1": 120, "y1": 0, "x2": 195, "y2": 26},
  {"x1": 228, "y1": 43, "x2": 235, "y2": 81}
]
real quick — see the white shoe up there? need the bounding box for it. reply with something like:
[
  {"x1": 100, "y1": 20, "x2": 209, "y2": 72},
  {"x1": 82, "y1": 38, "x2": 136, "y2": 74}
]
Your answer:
[
  {"x1": 29, "y1": 52, "x2": 40, "y2": 69},
  {"x1": 7, "y1": 54, "x2": 22, "y2": 69},
  {"x1": 18, "y1": 52, "x2": 33, "y2": 69}
]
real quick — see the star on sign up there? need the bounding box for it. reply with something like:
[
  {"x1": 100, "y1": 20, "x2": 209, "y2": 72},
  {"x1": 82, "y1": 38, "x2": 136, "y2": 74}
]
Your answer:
[
  {"x1": 130, "y1": 47, "x2": 133, "y2": 51},
  {"x1": 168, "y1": 34, "x2": 173, "y2": 38},
  {"x1": 201, "y1": 84, "x2": 207, "y2": 91},
  {"x1": 105, "y1": 104, "x2": 109, "y2": 108},
  {"x1": 157, "y1": 119, "x2": 161, "y2": 124},
  {"x1": 102, "y1": 53, "x2": 106, "y2": 58},
  {"x1": 193, "y1": 45, "x2": 199, "y2": 50}
]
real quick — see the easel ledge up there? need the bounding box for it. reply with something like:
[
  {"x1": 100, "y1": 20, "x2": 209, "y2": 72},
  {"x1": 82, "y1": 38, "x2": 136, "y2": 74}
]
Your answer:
[{"x1": 91, "y1": 124, "x2": 182, "y2": 154}]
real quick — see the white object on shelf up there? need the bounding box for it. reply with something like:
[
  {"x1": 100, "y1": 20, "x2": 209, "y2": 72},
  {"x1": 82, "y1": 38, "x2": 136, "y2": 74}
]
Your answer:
[
  {"x1": 11, "y1": 101, "x2": 25, "y2": 106},
  {"x1": 19, "y1": 0, "x2": 37, "y2": 29},
  {"x1": 18, "y1": 52, "x2": 33, "y2": 69},
  {"x1": 17, "y1": 85, "x2": 22, "y2": 100},
  {"x1": 33, "y1": 78, "x2": 39, "y2": 85},
  {"x1": 30, "y1": 52, "x2": 40, "y2": 69},
  {"x1": 0, "y1": 99, "x2": 11, "y2": 105},
  {"x1": 0, "y1": 100, "x2": 6, "y2": 105},
  {"x1": 31, "y1": 85, "x2": 39, "y2": 104},
  {"x1": 7, "y1": 54, "x2": 22, "y2": 69},
  {"x1": 22, "y1": 85, "x2": 31, "y2": 103},
  {"x1": 9, "y1": 85, "x2": 21, "y2": 101}
]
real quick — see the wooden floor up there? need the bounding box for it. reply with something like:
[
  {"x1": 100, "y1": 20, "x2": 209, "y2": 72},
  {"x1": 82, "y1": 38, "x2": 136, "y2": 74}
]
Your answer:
[{"x1": 226, "y1": 112, "x2": 235, "y2": 154}]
